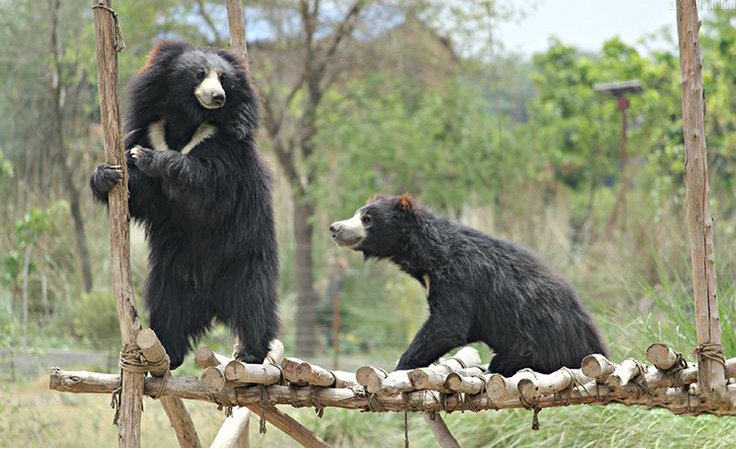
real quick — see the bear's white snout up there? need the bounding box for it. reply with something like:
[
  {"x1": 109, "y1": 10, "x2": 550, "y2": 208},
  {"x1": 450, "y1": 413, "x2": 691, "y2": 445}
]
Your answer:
[
  {"x1": 195, "y1": 70, "x2": 226, "y2": 109},
  {"x1": 330, "y1": 211, "x2": 366, "y2": 249}
]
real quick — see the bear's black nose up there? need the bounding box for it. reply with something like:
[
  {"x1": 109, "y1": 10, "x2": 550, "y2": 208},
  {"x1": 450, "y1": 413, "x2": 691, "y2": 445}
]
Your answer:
[
  {"x1": 329, "y1": 223, "x2": 341, "y2": 234},
  {"x1": 212, "y1": 92, "x2": 225, "y2": 104}
]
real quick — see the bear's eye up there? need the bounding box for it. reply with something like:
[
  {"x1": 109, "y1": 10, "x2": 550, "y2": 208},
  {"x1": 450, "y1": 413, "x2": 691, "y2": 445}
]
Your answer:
[
  {"x1": 218, "y1": 71, "x2": 225, "y2": 81},
  {"x1": 195, "y1": 69, "x2": 206, "y2": 81},
  {"x1": 361, "y1": 214, "x2": 372, "y2": 226}
]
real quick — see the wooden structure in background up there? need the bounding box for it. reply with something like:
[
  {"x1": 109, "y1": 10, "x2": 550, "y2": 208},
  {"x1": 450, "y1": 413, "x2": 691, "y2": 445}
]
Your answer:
[{"x1": 53, "y1": 1, "x2": 734, "y2": 447}]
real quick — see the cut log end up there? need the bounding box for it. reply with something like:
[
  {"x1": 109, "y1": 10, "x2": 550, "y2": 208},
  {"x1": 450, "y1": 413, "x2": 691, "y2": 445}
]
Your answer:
[
  {"x1": 581, "y1": 354, "x2": 617, "y2": 382},
  {"x1": 646, "y1": 344, "x2": 680, "y2": 370},
  {"x1": 201, "y1": 366, "x2": 226, "y2": 391},
  {"x1": 194, "y1": 347, "x2": 219, "y2": 369}
]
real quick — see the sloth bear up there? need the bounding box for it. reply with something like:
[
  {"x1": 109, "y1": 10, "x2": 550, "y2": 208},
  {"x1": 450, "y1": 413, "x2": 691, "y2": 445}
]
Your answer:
[
  {"x1": 330, "y1": 194, "x2": 607, "y2": 376},
  {"x1": 90, "y1": 41, "x2": 279, "y2": 369}
]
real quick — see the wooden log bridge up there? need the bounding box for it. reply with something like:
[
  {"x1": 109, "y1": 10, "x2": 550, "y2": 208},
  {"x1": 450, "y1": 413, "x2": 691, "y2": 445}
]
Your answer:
[{"x1": 50, "y1": 342, "x2": 736, "y2": 448}]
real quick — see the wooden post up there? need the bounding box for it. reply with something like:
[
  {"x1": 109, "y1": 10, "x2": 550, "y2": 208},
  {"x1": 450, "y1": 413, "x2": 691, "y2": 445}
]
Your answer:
[
  {"x1": 676, "y1": 0, "x2": 727, "y2": 402},
  {"x1": 225, "y1": 0, "x2": 247, "y2": 59},
  {"x1": 91, "y1": 1, "x2": 144, "y2": 446}
]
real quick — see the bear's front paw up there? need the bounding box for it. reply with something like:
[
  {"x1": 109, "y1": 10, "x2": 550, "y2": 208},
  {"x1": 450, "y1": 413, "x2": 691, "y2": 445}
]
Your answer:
[
  {"x1": 130, "y1": 145, "x2": 157, "y2": 175},
  {"x1": 90, "y1": 163, "x2": 123, "y2": 200}
]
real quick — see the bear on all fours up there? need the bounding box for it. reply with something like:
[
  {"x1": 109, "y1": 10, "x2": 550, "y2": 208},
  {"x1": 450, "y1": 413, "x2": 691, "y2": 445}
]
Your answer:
[
  {"x1": 90, "y1": 41, "x2": 279, "y2": 369},
  {"x1": 330, "y1": 194, "x2": 607, "y2": 376}
]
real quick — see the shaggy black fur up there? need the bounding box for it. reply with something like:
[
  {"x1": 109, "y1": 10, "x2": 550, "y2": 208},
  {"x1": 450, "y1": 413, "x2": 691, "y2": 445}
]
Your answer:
[
  {"x1": 331, "y1": 194, "x2": 607, "y2": 376},
  {"x1": 90, "y1": 41, "x2": 279, "y2": 369}
]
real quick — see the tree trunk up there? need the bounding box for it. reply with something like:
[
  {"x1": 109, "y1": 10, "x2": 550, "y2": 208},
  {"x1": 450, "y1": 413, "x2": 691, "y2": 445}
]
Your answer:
[
  {"x1": 294, "y1": 199, "x2": 319, "y2": 356},
  {"x1": 67, "y1": 188, "x2": 94, "y2": 292},
  {"x1": 49, "y1": 0, "x2": 93, "y2": 293},
  {"x1": 21, "y1": 244, "x2": 32, "y2": 348}
]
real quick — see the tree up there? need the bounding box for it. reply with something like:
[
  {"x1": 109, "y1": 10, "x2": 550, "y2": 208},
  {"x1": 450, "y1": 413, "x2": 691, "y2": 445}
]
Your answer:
[
  {"x1": 47, "y1": 0, "x2": 94, "y2": 292},
  {"x1": 257, "y1": 0, "x2": 367, "y2": 356},
  {"x1": 253, "y1": 0, "x2": 515, "y2": 355}
]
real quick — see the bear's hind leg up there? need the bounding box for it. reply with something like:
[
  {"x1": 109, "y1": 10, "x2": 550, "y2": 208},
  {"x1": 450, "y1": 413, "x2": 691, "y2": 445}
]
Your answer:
[
  {"x1": 223, "y1": 282, "x2": 278, "y2": 364},
  {"x1": 147, "y1": 276, "x2": 211, "y2": 369}
]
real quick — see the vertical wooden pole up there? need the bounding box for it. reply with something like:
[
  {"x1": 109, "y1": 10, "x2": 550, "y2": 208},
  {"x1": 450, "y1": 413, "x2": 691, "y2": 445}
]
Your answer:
[
  {"x1": 225, "y1": 0, "x2": 247, "y2": 60},
  {"x1": 91, "y1": 1, "x2": 145, "y2": 445},
  {"x1": 676, "y1": 0, "x2": 726, "y2": 402}
]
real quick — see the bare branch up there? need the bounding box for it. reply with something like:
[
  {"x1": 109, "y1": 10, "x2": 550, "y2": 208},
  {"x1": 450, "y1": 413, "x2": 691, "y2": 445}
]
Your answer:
[
  {"x1": 267, "y1": 122, "x2": 305, "y2": 196},
  {"x1": 315, "y1": 0, "x2": 365, "y2": 79},
  {"x1": 196, "y1": 0, "x2": 223, "y2": 46}
]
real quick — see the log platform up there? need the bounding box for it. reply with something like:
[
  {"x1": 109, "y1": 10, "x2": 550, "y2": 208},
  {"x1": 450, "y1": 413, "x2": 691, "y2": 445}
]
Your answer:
[{"x1": 50, "y1": 341, "x2": 736, "y2": 448}]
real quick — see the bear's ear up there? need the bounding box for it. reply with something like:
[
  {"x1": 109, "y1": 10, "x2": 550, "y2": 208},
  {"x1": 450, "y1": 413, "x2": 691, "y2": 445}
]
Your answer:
[
  {"x1": 397, "y1": 193, "x2": 415, "y2": 212},
  {"x1": 366, "y1": 193, "x2": 385, "y2": 205},
  {"x1": 144, "y1": 40, "x2": 190, "y2": 68}
]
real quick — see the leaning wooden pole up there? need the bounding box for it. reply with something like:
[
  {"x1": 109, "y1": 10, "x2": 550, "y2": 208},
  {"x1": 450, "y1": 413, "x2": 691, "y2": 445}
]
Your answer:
[
  {"x1": 91, "y1": 1, "x2": 145, "y2": 446},
  {"x1": 675, "y1": 0, "x2": 727, "y2": 402},
  {"x1": 137, "y1": 329, "x2": 201, "y2": 447}
]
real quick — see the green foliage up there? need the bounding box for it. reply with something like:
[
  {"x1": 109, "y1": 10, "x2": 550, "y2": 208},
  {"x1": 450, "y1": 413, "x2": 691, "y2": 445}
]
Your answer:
[
  {"x1": 313, "y1": 74, "x2": 529, "y2": 216},
  {"x1": 0, "y1": 150, "x2": 12, "y2": 179},
  {"x1": 71, "y1": 291, "x2": 120, "y2": 350},
  {"x1": 15, "y1": 202, "x2": 68, "y2": 247}
]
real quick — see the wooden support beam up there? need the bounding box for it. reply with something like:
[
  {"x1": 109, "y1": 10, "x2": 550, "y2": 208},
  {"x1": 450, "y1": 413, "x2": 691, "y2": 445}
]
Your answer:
[
  {"x1": 423, "y1": 413, "x2": 460, "y2": 448},
  {"x1": 247, "y1": 405, "x2": 329, "y2": 448},
  {"x1": 90, "y1": 1, "x2": 143, "y2": 446},
  {"x1": 137, "y1": 329, "x2": 201, "y2": 448},
  {"x1": 210, "y1": 407, "x2": 249, "y2": 448},
  {"x1": 676, "y1": 0, "x2": 727, "y2": 403}
]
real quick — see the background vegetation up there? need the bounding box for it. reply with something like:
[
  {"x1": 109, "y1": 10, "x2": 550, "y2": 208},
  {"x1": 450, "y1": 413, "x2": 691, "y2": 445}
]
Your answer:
[{"x1": 1, "y1": 0, "x2": 735, "y2": 447}]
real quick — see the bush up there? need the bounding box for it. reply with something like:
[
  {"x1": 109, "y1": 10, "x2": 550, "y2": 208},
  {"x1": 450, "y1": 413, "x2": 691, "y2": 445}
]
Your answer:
[{"x1": 72, "y1": 291, "x2": 120, "y2": 349}]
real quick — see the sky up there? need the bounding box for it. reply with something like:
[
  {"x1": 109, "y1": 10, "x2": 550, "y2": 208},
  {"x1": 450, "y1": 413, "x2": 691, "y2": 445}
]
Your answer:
[{"x1": 496, "y1": 0, "x2": 679, "y2": 56}]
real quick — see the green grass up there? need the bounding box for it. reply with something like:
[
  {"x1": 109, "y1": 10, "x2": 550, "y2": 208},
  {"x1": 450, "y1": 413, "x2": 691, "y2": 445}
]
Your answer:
[{"x1": 1, "y1": 375, "x2": 734, "y2": 448}]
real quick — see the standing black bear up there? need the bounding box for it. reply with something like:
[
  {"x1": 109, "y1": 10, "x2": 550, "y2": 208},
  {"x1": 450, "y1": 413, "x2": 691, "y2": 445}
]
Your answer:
[
  {"x1": 91, "y1": 41, "x2": 279, "y2": 368},
  {"x1": 330, "y1": 194, "x2": 607, "y2": 376}
]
